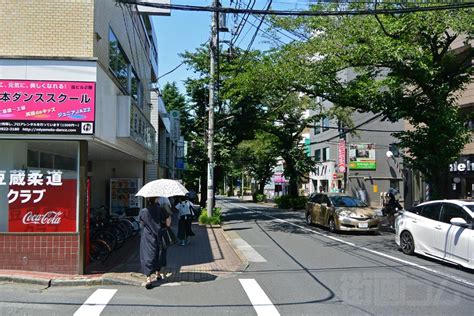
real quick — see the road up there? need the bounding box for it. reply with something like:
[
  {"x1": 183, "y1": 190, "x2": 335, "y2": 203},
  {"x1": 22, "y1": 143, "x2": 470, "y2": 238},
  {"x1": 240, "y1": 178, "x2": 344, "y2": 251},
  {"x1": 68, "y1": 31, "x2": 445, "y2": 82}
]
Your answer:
[{"x1": 1, "y1": 197, "x2": 473, "y2": 315}]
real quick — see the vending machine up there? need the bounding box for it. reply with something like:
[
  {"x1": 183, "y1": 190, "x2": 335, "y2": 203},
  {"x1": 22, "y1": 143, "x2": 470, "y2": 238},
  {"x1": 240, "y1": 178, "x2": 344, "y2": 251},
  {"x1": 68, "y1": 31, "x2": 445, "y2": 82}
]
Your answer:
[{"x1": 109, "y1": 178, "x2": 142, "y2": 216}]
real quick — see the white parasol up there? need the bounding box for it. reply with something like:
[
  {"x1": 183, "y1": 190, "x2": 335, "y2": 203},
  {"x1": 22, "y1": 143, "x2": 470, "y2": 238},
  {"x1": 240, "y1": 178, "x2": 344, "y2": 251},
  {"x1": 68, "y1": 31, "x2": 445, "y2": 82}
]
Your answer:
[{"x1": 135, "y1": 179, "x2": 189, "y2": 198}]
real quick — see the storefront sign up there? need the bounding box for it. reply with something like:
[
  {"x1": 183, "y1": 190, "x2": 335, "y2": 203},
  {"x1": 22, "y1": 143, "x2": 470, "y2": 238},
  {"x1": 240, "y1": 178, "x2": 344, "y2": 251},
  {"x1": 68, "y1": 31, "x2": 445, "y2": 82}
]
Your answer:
[
  {"x1": 449, "y1": 157, "x2": 474, "y2": 173},
  {"x1": 0, "y1": 79, "x2": 95, "y2": 135},
  {"x1": 4, "y1": 169, "x2": 77, "y2": 232},
  {"x1": 349, "y1": 143, "x2": 376, "y2": 170}
]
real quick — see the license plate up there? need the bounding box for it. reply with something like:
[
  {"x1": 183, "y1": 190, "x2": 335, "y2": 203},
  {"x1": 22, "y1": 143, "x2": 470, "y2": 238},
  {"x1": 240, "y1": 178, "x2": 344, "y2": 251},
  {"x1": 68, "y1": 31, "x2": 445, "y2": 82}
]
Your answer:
[{"x1": 358, "y1": 222, "x2": 368, "y2": 228}]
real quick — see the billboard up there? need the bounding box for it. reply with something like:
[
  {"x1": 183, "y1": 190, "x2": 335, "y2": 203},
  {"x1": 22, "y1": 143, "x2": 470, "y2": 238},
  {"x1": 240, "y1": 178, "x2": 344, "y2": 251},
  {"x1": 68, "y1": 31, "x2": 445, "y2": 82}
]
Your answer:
[
  {"x1": 349, "y1": 143, "x2": 376, "y2": 170},
  {"x1": 0, "y1": 79, "x2": 95, "y2": 135},
  {"x1": 7, "y1": 175, "x2": 77, "y2": 233}
]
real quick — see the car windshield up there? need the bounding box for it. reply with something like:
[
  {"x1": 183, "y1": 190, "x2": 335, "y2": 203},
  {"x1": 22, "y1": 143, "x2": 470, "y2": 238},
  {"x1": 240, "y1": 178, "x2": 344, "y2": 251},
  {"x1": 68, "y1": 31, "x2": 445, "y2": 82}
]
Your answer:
[
  {"x1": 467, "y1": 205, "x2": 474, "y2": 212},
  {"x1": 330, "y1": 196, "x2": 368, "y2": 208}
]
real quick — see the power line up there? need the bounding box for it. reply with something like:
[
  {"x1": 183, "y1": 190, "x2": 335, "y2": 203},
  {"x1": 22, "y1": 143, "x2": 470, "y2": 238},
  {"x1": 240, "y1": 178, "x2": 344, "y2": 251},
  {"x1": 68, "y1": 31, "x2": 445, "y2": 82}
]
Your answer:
[
  {"x1": 158, "y1": 61, "x2": 185, "y2": 79},
  {"x1": 118, "y1": 1, "x2": 474, "y2": 16},
  {"x1": 307, "y1": 113, "x2": 384, "y2": 145}
]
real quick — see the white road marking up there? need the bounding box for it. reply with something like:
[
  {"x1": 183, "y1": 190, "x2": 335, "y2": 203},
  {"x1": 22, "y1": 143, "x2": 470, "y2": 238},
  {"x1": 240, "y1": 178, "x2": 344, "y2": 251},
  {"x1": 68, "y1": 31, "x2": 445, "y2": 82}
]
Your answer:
[
  {"x1": 232, "y1": 237, "x2": 267, "y2": 262},
  {"x1": 230, "y1": 202, "x2": 474, "y2": 288},
  {"x1": 239, "y1": 279, "x2": 280, "y2": 316},
  {"x1": 74, "y1": 289, "x2": 117, "y2": 316}
]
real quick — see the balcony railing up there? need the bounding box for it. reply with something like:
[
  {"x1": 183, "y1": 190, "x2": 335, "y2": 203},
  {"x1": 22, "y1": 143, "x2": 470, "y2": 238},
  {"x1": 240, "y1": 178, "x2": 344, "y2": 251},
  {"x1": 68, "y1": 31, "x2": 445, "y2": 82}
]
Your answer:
[{"x1": 117, "y1": 96, "x2": 156, "y2": 152}]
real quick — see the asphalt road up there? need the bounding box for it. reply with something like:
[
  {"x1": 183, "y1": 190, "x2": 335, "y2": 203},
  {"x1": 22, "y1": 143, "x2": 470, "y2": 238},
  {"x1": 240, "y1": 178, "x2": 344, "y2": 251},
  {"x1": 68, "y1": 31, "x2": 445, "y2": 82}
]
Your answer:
[{"x1": 1, "y1": 197, "x2": 473, "y2": 315}]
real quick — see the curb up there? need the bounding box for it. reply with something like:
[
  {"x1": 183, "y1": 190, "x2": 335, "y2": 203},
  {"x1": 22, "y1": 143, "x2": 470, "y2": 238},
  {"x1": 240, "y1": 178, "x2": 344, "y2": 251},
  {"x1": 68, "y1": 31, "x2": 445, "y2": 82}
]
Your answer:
[{"x1": 220, "y1": 224, "x2": 250, "y2": 272}]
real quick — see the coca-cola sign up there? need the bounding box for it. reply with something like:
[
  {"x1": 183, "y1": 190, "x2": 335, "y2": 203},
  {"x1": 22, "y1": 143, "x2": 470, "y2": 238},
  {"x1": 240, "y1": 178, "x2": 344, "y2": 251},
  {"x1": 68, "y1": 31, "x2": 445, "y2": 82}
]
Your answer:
[
  {"x1": 8, "y1": 180, "x2": 76, "y2": 232},
  {"x1": 22, "y1": 211, "x2": 63, "y2": 225}
]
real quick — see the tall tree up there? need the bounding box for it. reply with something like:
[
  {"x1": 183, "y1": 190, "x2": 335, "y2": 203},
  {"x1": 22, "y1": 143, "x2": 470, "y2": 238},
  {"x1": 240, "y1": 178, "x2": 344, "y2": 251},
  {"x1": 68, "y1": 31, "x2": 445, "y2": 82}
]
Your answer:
[{"x1": 273, "y1": 3, "x2": 473, "y2": 198}]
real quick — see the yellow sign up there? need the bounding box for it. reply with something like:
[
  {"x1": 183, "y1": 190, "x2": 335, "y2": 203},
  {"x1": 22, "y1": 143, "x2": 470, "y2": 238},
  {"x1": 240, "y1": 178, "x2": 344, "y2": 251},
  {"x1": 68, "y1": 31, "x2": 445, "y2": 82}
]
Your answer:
[{"x1": 373, "y1": 184, "x2": 378, "y2": 193}]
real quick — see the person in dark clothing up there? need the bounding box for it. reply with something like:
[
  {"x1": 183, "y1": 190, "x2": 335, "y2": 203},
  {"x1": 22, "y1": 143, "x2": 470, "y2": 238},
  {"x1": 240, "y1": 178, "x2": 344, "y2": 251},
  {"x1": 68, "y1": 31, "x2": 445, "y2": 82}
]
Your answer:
[
  {"x1": 139, "y1": 197, "x2": 170, "y2": 289},
  {"x1": 384, "y1": 190, "x2": 402, "y2": 229}
]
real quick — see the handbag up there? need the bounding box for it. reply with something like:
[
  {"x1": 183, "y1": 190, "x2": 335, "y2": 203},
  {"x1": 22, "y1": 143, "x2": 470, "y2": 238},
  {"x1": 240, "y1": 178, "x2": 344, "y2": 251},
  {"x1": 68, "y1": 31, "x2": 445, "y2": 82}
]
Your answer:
[{"x1": 160, "y1": 227, "x2": 177, "y2": 249}]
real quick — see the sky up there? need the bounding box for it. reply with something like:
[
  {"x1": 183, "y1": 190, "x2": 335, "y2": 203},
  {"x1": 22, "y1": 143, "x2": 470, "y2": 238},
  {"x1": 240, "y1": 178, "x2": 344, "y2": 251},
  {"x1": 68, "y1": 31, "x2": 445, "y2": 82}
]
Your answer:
[{"x1": 151, "y1": 0, "x2": 309, "y2": 95}]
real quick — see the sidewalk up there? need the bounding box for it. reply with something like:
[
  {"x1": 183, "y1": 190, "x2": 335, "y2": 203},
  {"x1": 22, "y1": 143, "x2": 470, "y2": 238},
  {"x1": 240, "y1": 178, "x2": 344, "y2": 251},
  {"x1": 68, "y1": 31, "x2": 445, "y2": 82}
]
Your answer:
[{"x1": 0, "y1": 223, "x2": 247, "y2": 287}]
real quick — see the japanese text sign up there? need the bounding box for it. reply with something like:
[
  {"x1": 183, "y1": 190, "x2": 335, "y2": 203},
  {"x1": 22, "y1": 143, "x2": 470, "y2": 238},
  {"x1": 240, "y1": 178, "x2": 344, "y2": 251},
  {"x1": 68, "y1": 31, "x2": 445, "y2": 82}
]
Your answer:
[
  {"x1": 0, "y1": 79, "x2": 95, "y2": 135},
  {"x1": 3, "y1": 169, "x2": 77, "y2": 232}
]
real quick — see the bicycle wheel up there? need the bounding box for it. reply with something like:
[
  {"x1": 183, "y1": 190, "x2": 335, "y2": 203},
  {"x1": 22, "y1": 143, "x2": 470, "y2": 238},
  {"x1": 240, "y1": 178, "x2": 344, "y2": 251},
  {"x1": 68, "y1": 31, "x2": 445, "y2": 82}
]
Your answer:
[
  {"x1": 96, "y1": 229, "x2": 117, "y2": 251},
  {"x1": 90, "y1": 239, "x2": 110, "y2": 263}
]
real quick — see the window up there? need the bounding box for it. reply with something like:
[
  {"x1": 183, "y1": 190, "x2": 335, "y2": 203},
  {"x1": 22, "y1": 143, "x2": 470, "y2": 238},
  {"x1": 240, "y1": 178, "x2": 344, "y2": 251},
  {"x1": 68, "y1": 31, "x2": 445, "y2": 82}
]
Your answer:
[
  {"x1": 27, "y1": 150, "x2": 39, "y2": 168},
  {"x1": 109, "y1": 28, "x2": 130, "y2": 93},
  {"x1": 314, "y1": 149, "x2": 321, "y2": 162},
  {"x1": 322, "y1": 147, "x2": 330, "y2": 161},
  {"x1": 40, "y1": 152, "x2": 54, "y2": 169},
  {"x1": 314, "y1": 121, "x2": 321, "y2": 135},
  {"x1": 313, "y1": 194, "x2": 322, "y2": 204},
  {"x1": 130, "y1": 69, "x2": 143, "y2": 107},
  {"x1": 440, "y1": 204, "x2": 471, "y2": 224},
  {"x1": 420, "y1": 203, "x2": 441, "y2": 221},
  {"x1": 0, "y1": 140, "x2": 79, "y2": 233},
  {"x1": 322, "y1": 116, "x2": 329, "y2": 132}
]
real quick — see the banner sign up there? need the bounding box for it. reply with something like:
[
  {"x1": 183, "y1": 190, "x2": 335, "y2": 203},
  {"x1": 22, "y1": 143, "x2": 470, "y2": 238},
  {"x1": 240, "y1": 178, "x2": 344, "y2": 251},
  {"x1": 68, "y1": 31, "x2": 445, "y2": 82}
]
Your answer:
[
  {"x1": 349, "y1": 143, "x2": 376, "y2": 170},
  {"x1": 338, "y1": 138, "x2": 346, "y2": 173},
  {"x1": 5, "y1": 169, "x2": 77, "y2": 232},
  {"x1": 0, "y1": 79, "x2": 95, "y2": 135}
]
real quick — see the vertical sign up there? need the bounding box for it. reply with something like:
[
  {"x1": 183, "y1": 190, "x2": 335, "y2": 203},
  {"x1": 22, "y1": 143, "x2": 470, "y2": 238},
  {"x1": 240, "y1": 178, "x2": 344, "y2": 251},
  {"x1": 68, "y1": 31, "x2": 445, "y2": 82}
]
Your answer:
[{"x1": 338, "y1": 138, "x2": 346, "y2": 173}]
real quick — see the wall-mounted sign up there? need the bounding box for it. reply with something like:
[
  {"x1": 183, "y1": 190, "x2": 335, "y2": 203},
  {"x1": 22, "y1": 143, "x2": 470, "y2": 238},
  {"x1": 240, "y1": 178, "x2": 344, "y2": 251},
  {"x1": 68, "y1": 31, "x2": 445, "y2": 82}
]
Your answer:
[
  {"x1": 349, "y1": 143, "x2": 376, "y2": 170},
  {"x1": 449, "y1": 157, "x2": 474, "y2": 173},
  {"x1": 0, "y1": 79, "x2": 95, "y2": 135},
  {"x1": 5, "y1": 169, "x2": 77, "y2": 232}
]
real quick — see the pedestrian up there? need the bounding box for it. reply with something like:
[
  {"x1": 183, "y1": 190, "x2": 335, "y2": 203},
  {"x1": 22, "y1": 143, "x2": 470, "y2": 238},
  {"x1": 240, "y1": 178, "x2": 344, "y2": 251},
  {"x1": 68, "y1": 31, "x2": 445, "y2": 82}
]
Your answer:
[
  {"x1": 139, "y1": 197, "x2": 171, "y2": 289},
  {"x1": 175, "y1": 197, "x2": 194, "y2": 246},
  {"x1": 383, "y1": 189, "x2": 402, "y2": 229}
]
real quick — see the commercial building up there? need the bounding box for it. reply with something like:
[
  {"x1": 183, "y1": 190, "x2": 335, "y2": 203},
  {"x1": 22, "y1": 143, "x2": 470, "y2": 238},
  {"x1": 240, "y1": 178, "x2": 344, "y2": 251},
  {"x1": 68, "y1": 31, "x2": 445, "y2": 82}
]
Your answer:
[{"x1": 0, "y1": 0, "x2": 170, "y2": 274}]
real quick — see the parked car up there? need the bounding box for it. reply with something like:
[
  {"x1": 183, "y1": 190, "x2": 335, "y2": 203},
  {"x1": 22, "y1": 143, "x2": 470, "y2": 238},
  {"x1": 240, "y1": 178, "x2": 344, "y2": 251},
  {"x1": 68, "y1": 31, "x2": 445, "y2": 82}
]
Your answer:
[
  {"x1": 305, "y1": 193, "x2": 380, "y2": 233},
  {"x1": 395, "y1": 199, "x2": 474, "y2": 270}
]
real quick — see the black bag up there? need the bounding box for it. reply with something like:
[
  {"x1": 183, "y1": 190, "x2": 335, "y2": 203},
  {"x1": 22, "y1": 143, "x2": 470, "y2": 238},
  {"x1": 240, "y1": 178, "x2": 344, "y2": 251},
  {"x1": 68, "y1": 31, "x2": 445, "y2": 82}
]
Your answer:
[{"x1": 160, "y1": 227, "x2": 177, "y2": 249}]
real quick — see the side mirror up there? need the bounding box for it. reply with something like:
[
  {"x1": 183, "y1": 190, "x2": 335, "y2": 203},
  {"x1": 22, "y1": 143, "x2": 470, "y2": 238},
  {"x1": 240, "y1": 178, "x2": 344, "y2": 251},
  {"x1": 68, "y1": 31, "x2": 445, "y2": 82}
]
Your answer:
[{"x1": 450, "y1": 217, "x2": 469, "y2": 228}]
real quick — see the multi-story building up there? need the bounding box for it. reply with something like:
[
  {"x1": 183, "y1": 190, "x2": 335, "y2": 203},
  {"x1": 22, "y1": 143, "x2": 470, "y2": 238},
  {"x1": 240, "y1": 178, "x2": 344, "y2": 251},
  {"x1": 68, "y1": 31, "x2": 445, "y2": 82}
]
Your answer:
[
  {"x1": 0, "y1": 0, "x2": 169, "y2": 274},
  {"x1": 309, "y1": 105, "x2": 404, "y2": 207},
  {"x1": 446, "y1": 37, "x2": 474, "y2": 200}
]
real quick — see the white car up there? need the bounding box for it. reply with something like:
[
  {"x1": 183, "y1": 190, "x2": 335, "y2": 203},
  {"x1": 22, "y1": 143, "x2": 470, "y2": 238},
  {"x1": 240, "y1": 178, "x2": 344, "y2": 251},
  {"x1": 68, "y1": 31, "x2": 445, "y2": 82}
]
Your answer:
[{"x1": 395, "y1": 199, "x2": 474, "y2": 270}]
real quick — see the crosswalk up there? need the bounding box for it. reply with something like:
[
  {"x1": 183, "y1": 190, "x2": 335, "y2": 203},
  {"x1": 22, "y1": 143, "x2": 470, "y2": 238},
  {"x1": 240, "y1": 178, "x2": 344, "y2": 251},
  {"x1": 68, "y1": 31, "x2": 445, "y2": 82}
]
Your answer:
[
  {"x1": 73, "y1": 278, "x2": 279, "y2": 316},
  {"x1": 74, "y1": 289, "x2": 117, "y2": 316}
]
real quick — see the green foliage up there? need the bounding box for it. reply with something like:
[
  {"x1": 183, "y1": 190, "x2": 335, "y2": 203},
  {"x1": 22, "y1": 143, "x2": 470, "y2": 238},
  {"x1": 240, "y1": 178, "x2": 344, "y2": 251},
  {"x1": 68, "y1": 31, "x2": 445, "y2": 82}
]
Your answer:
[
  {"x1": 275, "y1": 195, "x2": 307, "y2": 210},
  {"x1": 198, "y1": 207, "x2": 222, "y2": 225},
  {"x1": 270, "y1": 4, "x2": 473, "y2": 198},
  {"x1": 252, "y1": 193, "x2": 266, "y2": 203}
]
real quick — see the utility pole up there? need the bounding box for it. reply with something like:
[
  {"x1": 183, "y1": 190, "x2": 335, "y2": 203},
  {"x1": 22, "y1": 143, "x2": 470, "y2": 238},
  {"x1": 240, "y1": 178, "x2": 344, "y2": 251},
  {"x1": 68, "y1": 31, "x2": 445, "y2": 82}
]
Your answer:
[{"x1": 207, "y1": 0, "x2": 219, "y2": 216}]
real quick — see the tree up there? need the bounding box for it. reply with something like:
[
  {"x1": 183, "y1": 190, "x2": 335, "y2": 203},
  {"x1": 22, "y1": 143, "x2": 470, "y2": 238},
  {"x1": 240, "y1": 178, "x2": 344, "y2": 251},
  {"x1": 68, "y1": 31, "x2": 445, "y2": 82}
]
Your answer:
[
  {"x1": 273, "y1": 3, "x2": 473, "y2": 198},
  {"x1": 235, "y1": 131, "x2": 279, "y2": 194}
]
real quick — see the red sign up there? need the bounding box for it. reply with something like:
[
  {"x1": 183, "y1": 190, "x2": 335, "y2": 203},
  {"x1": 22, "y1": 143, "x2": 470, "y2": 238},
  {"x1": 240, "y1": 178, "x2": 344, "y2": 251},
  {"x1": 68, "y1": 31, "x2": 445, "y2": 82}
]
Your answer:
[{"x1": 8, "y1": 180, "x2": 77, "y2": 232}]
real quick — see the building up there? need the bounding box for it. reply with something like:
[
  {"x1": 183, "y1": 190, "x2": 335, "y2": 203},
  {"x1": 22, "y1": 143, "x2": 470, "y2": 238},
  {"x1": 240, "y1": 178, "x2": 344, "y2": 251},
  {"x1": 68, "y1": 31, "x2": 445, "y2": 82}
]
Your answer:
[
  {"x1": 446, "y1": 37, "x2": 474, "y2": 200},
  {"x1": 0, "y1": 0, "x2": 169, "y2": 274}
]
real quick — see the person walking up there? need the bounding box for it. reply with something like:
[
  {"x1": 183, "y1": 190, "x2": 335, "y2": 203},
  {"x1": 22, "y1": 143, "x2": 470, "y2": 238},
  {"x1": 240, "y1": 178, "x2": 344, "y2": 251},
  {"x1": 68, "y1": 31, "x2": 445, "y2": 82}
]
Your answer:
[
  {"x1": 139, "y1": 197, "x2": 171, "y2": 289},
  {"x1": 175, "y1": 197, "x2": 193, "y2": 246}
]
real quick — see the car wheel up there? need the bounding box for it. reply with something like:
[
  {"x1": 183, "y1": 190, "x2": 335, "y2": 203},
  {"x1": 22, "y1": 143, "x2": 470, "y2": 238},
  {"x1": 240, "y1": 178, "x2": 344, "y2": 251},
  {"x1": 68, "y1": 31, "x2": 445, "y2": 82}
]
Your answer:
[
  {"x1": 305, "y1": 212, "x2": 312, "y2": 225},
  {"x1": 328, "y1": 217, "x2": 336, "y2": 233},
  {"x1": 400, "y1": 231, "x2": 415, "y2": 255}
]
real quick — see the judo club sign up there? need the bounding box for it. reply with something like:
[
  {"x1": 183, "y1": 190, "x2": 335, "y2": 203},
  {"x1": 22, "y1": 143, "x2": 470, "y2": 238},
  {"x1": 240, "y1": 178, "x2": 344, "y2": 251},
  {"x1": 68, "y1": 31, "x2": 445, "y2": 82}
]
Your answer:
[
  {"x1": 1, "y1": 169, "x2": 77, "y2": 232},
  {"x1": 0, "y1": 79, "x2": 95, "y2": 135}
]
